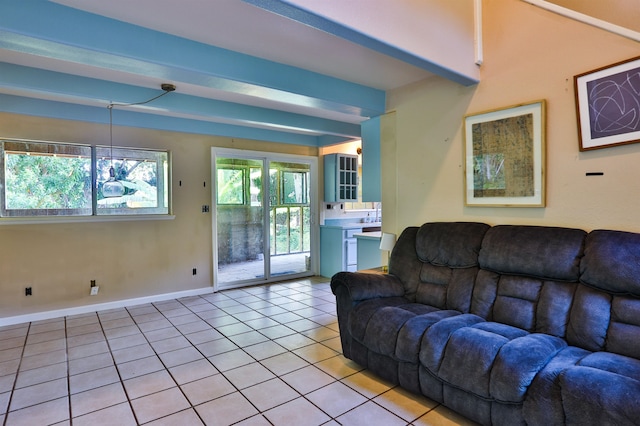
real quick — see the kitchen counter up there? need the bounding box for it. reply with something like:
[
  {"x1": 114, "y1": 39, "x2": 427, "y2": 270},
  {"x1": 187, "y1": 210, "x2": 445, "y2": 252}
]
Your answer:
[
  {"x1": 355, "y1": 231, "x2": 383, "y2": 270},
  {"x1": 320, "y1": 222, "x2": 381, "y2": 230},
  {"x1": 319, "y1": 222, "x2": 383, "y2": 277},
  {"x1": 353, "y1": 231, "x2": 382, "y2": 240}
]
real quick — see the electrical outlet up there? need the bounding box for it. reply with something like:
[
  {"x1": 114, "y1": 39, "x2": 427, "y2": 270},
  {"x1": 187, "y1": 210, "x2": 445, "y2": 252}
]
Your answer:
[
  {"x1": 192, "y1": 268, "x2": 197, "y2": 275},
  {"x1": 25, "y1": 287, "x2": 32, "y2": 296},
  {"x1": 90, "y1": 286, "x2": 99, "y2": 296},
  {"x1": 202, "y1": 205, "x2": 210, "y2": 213}
]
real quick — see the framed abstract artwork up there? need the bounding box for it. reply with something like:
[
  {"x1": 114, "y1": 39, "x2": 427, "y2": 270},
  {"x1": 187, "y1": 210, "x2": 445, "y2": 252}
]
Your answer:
[
  {"x1": 575, "y1": 56, "x2": 640, "y2": 151},
  {"x1": 464, "y1": 100, "x2": 546, "y2": 207}
]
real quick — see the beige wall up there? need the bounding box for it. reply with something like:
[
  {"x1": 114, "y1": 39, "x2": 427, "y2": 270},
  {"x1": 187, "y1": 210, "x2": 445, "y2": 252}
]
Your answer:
[
  {"x1": 0, "y1": 113, "x2": 316, "y2": 318},
  {"x1": 386, "y1": 0, "x2": 640, "y2": 235},
  {"x1": 3, "y1": 0, "x2": 640, "y2": 318}
]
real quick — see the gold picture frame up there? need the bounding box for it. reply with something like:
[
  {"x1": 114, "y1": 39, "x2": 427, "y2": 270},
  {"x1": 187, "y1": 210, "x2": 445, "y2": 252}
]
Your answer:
[{"x1": 464, "y1": 100, "x2": 546, "y2": 207}]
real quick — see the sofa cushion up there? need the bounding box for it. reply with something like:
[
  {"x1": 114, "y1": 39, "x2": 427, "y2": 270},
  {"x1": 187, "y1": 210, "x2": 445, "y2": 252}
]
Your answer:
[
  {"x1": 581, "y1": 229, "x2": 640, "y2": 297},
  {"x1": 348, "y1": 296, "x2": 409, "y2": 342},
  {"x1": 577, "y1": 351, "x2": 640, "y2": 378},
  {"x1": 471, "y1": 271, "x2": 578, "y2": 337},
  {"x1": 417, "y1": 265, "x2": 479, "y2": 313},
  {"x1": 362, "y1": 303, "x2": 440, "y2": 357},
  {"x1": 479, "y1": 225, "x2": 586, "y2": 281},
  {"x1": 535, "y1": 281, "x2": 577, "y2": 337},
  {"x1": 437, "y1": 324, "x2": 516, "y2": 399},
  {"x1": 388, "y1": 226, "x2": 422, "y2": 300},
  {"x1": 566, "y1": 286, "x2": 611, "y2": 352},
  {"x1": 489, "y1": 333, "x2": 566, "y2": 402},
  {"x1": 492, "y1": 275, "x2": 542, "y2": 331},
  {"x1": 415, "y1": 222, "x2": 490, "y2": 268},
  {"x1": 523, "y1": 346, "x2": 591, "y2": 426},
  {"x1": 607, "y1": 296, "x2": 640, "y2": 359},
  {"x1": 564, "y1": 234, "x2": 640, "y2": 358},
  {"x1": 395, "y1": 310, "x2": 460, "y2": 363},
  {"x1": 436, "y1": 323, "x2": 566, "y2": 403},
  {"x1": 419, "y1": 314, "x2": 485, "y2": 372},
  {"x1": 560, "y1": 355, "x2": 640, "y2": 426}
]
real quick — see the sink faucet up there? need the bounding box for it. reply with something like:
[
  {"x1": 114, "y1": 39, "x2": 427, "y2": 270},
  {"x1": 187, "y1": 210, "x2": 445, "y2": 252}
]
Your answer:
[{"x1": 374, "y1": 202, "x2": 382, "y2": 223}]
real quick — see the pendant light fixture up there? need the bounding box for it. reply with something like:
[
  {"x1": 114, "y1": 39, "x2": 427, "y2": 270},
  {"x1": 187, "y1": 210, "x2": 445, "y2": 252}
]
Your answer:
[
  {"x1": 102, "y1": 83, "x2": 176, "y2": 198},
  {"x1": 102, "y1": 103, "x2": 125, "y2": 197}
]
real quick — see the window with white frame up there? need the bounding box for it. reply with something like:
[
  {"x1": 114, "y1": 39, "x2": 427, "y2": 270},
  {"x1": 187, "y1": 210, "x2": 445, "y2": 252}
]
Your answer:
[{"x1": 0, "y1": 139, "x2": 170, "y2": 218}]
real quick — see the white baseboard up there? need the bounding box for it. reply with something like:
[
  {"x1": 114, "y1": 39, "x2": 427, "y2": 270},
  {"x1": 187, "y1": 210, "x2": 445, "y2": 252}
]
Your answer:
[{"x1": 0, "y1": 286, "x2": 214, "y2": 328}]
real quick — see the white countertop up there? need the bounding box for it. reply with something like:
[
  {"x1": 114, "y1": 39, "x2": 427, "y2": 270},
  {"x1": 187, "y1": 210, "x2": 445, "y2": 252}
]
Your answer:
[
  {"x1": 353, "y1": 231, "x2": 382, "y2": 240},
  {"x1": 320, "y1": 222, "x2": 382, "y2": 230}
]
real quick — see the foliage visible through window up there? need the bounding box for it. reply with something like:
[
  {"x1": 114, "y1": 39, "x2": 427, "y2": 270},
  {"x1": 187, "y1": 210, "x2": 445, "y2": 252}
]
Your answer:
[
  {"x1": 96, "y1": 146, "x2": 169, "y2": 215},
  {"x1": 269, "y1": 163, "x2": 308, "y2": 206},
  {"x1": 282, "y1": 171, "x2": 308, "y2": 204},
  {"x1": 0, "y1": 139, "x2": 170, "y2": 218},
  {"x1": 249, "y1": 167, "x2": 261, "y2": 206},
  {"x1": 216, "y1": 168, "x2": 245, "y2": 205},
  {"x1": 215, "y1": 157, "x2": 311, "y2": 257}
]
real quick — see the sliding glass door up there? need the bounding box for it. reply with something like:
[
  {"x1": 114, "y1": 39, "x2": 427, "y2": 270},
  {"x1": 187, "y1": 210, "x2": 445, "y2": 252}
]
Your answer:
[{"x1": 212, "y1": 149, "x2": 317, "y2": 290}]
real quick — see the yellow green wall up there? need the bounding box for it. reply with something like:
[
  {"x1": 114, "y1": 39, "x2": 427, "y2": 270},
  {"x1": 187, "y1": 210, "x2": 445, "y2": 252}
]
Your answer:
[
  {"x1": 386, "y1": 0, "x2": 640, "y2": 235},
  {"x1": 0, "y1": 113, "x2": 316, "y2": 319}
]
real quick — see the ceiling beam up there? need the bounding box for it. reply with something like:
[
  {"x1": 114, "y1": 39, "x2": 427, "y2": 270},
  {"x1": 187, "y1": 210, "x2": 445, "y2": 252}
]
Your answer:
[
  {"x1": 0, "y1": 0, "x2": 385, "y2": 146},
  {"x1": 0, "y1": 63, "x2": 361, "y2": 138},
  {"x1": 0, "y1": 94, "x2": 325, "y2": 146}
]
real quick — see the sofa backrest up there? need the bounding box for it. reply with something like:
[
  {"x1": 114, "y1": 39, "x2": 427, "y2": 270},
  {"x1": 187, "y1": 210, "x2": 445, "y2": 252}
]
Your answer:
[
  {"x1": 389, "y1": 222, "x2": 490, "y2": 312},
  {"x1": 390, "y1": 222, "x2": 640, "y2": 360},
  {"x1": 472, "y1": 225, "x2": 587, "y2": 337},
  {"x1": 568, "y1": 230, "x2": 640, "y2": 358}
]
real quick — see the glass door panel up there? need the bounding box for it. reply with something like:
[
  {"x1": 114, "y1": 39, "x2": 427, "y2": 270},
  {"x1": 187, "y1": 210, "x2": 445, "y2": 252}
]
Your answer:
[
  {"x1": 269, "y1": 161, "x2": 311, "y2": 277},
  {"x1": 215, "y1": 156, "x2": 265, "y2": 284},
  {"x1": 213, "y1": 151, "x2": 316, "y2": 290}
]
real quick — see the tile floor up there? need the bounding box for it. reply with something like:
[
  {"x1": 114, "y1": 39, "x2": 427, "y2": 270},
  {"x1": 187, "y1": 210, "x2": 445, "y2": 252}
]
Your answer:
[{"x1": 0, "y1": 277, "x2": 477, "y2": 426}]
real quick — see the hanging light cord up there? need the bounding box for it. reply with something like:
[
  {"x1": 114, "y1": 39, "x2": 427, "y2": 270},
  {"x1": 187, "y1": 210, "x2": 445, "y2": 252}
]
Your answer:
[
  {"x1": 109, "y1": 104, "x2": 114, "y2": 172},
  {"x1": 107, "y1": 84, "x2": 176, "y2": 174},
  {"x1": 108, "y1": 87, "x2": 174, "y2": 110}
]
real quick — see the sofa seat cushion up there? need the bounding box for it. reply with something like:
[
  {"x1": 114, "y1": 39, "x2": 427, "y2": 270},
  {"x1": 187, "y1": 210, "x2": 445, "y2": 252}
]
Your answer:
[
  {"x1": 348, "y1": 296, "x2": 409, "y2": 342},
  {"x1": 523, "y1": 346, "x2": 591, "y2": 426},
  {"x1": 560, "y1": 352, "x2": 640, "y2": 426},
  {"x1": 419, "y1": 314, "x2": 486, "y2": 372},
  {"x1": 430, "y1": 321, "x2": 566, "y2": 403},
  {"x1": 349, "y1": 297, "x2": 461, "y2": 359},
  {"x1": 395, "y1": 309, "x2": 461, "y2": 363}
]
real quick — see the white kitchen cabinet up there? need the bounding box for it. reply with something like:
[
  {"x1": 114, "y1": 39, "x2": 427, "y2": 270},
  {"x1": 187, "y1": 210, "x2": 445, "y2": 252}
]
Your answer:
[{"x1": 324, "y1": 153, "x2": 358, "y2": 202}]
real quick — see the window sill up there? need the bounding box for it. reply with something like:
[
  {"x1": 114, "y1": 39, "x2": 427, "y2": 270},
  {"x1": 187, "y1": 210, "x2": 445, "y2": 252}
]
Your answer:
[{"x1": 0, "y1": 215, "x2": 176, "y2": 225}]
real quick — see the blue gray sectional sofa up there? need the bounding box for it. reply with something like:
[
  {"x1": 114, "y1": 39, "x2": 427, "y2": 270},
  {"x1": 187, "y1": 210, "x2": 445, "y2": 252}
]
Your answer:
[{"x1": 330, "y1": 222, "x2": 640, "y2": 425}]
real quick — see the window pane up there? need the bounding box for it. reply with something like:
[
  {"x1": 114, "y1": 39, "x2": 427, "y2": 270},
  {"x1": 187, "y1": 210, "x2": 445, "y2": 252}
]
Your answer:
[
  {"x1": 289, "y1": 207, "x2": 302, "y2": 253},
  {"x1": 217, "y1": 168, "x2": 244, "y2": 205},
  {"x1": 274, "y1": 207, "x2": 289, "y2": 254},
  {"x1": 282, "y1": 171, "x2": 308, "y2": 204},
  {"x1": 1, "y1": 140, "x2": 92, "y2": 216},
  {"x1": 96, "y1": 146, "x2": 169, "y2": 215},
  {"x1": 249, "y1": 167, "x2": 262, "y2": 206},
  {"x1": 269, "y1": 168, "x2": 278, "y2": 206}
]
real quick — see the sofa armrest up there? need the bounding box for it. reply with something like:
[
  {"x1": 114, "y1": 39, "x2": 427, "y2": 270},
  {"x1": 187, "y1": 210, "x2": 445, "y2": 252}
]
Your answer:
[
  {"x1": 330, "y1": 271, "x2": 406, "y2": 359},
  {"x1": 330, "y1": 271, "x2": 405, "y2": 301}
]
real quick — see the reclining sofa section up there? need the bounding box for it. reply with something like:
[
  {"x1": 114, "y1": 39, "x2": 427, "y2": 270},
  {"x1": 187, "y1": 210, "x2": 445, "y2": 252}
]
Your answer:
[{"x1": 330, "y1": 222, "x2": 640, "y2": 426}]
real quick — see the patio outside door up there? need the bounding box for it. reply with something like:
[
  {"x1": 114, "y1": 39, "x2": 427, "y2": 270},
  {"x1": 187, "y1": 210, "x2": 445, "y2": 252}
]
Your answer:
[{"x1": 212, "y1": 148, "x2": 317, "y2": 290}]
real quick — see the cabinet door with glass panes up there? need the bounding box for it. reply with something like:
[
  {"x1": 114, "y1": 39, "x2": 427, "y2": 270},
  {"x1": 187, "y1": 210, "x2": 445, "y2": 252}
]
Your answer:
[{"x1": 324, "y1": 153, "x2": 358, "y2": 202}]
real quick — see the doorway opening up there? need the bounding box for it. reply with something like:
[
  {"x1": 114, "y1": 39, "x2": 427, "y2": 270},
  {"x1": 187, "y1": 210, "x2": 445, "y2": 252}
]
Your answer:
[{"x1": 212, "y1": 148, "x2": 318, "y2": 290}]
